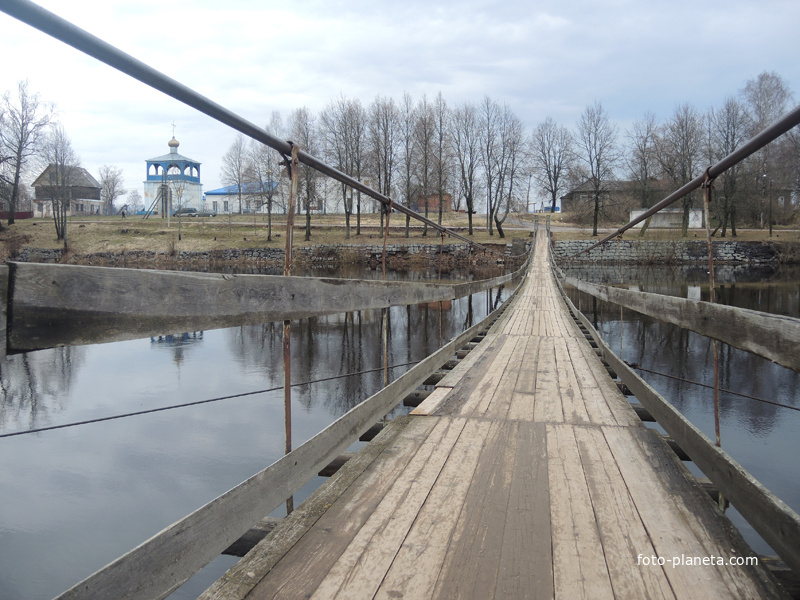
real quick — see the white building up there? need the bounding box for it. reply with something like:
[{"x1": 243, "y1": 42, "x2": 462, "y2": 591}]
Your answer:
[
  {"x1": 143, "y1": 137, "x2": 202, "y2": 215},
  {"x1": 629, "y1": 208, "x2": 704, "y2": 229}
]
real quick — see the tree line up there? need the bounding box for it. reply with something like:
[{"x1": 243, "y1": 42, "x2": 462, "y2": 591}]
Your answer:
[
  {"x1": 0, "y1": 80, "x2": 125, "y2": 246},
  {"x1": 222, "y1": 70, "x2": 798, "y2": 239}
]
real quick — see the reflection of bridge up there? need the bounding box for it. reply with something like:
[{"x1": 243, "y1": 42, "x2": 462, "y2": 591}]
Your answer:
[{"x1": 3, "y1": 2, "x2": 800, "y2": 598}]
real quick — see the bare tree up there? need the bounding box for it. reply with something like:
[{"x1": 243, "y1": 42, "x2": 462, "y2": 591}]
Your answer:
[
  {"x1": 741, "y1": 71, "x2": 794, "y2": 228},
  {"x1": 0, "y1": 80, "x2": 53, "y2": 226},
  {"x1": 320, "y1": 97, "x2": 352, "y2": 238},
  {"x1": 432, "y1": 92, "x2": 451, "y2": 226},
  {"x1": 493, "y1": 106, "x2": 526, "y2": 238},
  {"x1": 290, "y1": 106, "x2": 319, "y2": 241},
  {"x1": 415, "y1": 94, "x2": 435, "y2": 236},
  {"x1": 625, "y1": 111, "x2": 658, "y2": 209},
  {"x1": 531, "y1": 117, "x2": 573, "y2": 213},
  {"x1": 479, "y1": 96, "x2": 501, "y2": 234},
  {"x1": 98, "y1": 165, "x2": 125, "y2": 216},
  {"x1": 41, "y1": 124, "x2": 79, "y2": 248},
  {"x1": 368, "y1": 95, "x2": 399, "y2": 230},
  {"x1": 655, "y1": 103, "x2": 703, "y2": 236},
  {"x1": 707, "y1": 98, "x2": 750, "y2": 236},
  {"x1": 451, "y1": 101, "x2": 481, "y2": 235},
  {"x1": 220, "y1": 133, "x2": 249, "y2": 214},
  {"x1": 399, "y1": 92, "x2": 416, "y2": 237},
  {"x1": 576, "y1": 101, "x2": 619, "y2": 236},
  {"x1": 126, "y1": 189, "x2": 143, "y2": 214}
]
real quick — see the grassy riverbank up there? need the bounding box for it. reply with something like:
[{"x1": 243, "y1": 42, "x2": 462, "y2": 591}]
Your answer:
[{"x1": 0, "y1": 213, "x2": 532, "y2": 263}]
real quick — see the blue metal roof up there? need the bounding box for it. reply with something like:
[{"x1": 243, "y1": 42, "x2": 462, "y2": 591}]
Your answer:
[{"x1": 205, "y1": 181, "x2": 278, "y2": 195}]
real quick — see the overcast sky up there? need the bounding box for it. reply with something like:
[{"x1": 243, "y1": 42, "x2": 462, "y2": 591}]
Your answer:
[{"x1": 1, "y1": 0, "x2": 798, "y2": 202}]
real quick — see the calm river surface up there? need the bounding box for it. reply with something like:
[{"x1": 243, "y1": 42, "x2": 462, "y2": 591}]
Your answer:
[
  {"x1": 0, "y1": 265, "x2": 510, "y2": 600},
  {"x1": 562, "y1": 262, "x2": 800, "y2": 559}
]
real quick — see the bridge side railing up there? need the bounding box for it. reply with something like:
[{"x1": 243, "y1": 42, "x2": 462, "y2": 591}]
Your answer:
[
  {"x1": 550, "y1": 253, "x2": 800, "y2": 576},
  {"x1": 54, "y1": 257, "x2": 529, "y2": 600}
]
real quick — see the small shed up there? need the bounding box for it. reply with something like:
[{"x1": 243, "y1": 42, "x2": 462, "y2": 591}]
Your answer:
[{"x1": 629, "y1": 208, "x2": 704, "y2": 229}]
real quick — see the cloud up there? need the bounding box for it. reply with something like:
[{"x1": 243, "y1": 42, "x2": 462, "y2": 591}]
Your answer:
[{"x1": 1, "y1": 0, "x2": 798, "y2": 198}]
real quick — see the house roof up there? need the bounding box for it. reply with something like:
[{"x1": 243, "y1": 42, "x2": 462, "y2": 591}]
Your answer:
[
  {"x1": 205, "y1": 181, "x2": 278, "y2": 195},
  {"x1": 32, "y1": 165, "x2": 101, "y2": 189}
]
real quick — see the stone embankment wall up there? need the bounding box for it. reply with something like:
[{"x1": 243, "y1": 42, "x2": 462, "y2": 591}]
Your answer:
[
  {"x1": 552, "y1": 239, "x2": 800, "y2": 264},
  {"x1": 13, "y1": 242, "x2": 527, "y2": 270}
]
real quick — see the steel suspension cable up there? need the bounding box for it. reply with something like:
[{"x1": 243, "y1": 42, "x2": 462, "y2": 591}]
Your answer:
[{"x1": 625, "y1": 361, "x2": 800, "y2": 413}]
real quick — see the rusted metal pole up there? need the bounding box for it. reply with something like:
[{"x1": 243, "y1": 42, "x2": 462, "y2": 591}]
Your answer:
[
  {"x1": 283, "y1": 143, "x2": 299, "y2": 515},
  {"x1": 702, "y1": 172, "x2": 724, "y2": 510}
]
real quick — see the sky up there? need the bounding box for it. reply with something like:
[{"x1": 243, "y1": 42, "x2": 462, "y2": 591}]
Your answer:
[{"x1": 1, "y1": 0, "x2": 798, "y2": 204}]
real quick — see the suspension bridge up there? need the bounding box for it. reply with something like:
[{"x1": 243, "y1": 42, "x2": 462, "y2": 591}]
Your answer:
[{"x1": 2, "y1": 1, "x2": 800, "y2": 598}]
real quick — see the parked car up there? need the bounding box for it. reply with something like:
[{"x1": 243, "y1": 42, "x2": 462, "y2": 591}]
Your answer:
[
  {"x1": 195, "y1": 210, "x2": 216, "y2": 217},
  {"x1": 172, "y1": 207, "x2": 198, "y2": 217}
]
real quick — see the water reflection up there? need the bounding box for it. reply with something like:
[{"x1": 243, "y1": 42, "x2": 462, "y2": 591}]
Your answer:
[{"x1": 0, "y1": 265, "x2": 509, "y2": 600}]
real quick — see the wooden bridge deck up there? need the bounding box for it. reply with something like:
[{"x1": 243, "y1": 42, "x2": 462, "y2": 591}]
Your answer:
[{"x1": 204, "y1": 234, "x2": 783, "y2": 599}]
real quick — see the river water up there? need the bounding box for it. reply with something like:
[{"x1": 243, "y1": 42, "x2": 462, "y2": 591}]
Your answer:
[
  {"x1": 561, "y1": 262, "x2": 800, "y2": 559},
  {"x1": 0, "y1": 265, "x2": 510, "y2": 600}
]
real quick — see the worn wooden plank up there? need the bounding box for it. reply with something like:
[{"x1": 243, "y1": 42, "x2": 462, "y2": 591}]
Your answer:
[
  {"x1": 565, "y1": 275, "x2": 800, "y2": 371},
  {"x1": 310, "y1": 417, "x2": 475, "y2": 600},
  {"x1": 552, "y1": 337, "x2": 591, "y2": 425},
  {"x1": 547, "y1": 423, "x2": 614, "y2": 599},
  {"x1": 409, "y1": 387, "x2": 452, "y2": 416},
  {"x1": 573, "y1": 426, "x2": 675, "y2": 599},
  {"x1": 199, "y1": 416, "x2": 414, "y2": 600},
  {"x1": 457, "y1": 336, "x2": 519, "y2": 418},
  {"x1": 373, "y1": 419, "x2": 492, "y2": 600},
  {"x1": 507, "y1": 336, "x2": 541, "y2": 421},
  {"x1": 432, "y1": 421, "x2": 517, "y2": 599},
  {"x1": 603, "y1": 425, "x2": 786, "y2": 599},
  {"x1": 533, "y1": 337, "x2": 563, "y2": 423},
  {"x1": 245, "y1": 416, "x2": 446, "y2": 600},
  {"x1": 495, "y1": 421, "x2": 553, "y2": 598}
]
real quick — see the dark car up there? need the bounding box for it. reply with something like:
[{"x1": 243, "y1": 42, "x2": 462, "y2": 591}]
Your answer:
[{"x1": 172, "y1": 207, "x2": 198, "y2": 217}]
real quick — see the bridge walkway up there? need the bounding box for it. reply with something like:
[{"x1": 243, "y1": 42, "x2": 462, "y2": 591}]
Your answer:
[{"x1": 205, "y1": 233, "x2": 782, "y2": 599}]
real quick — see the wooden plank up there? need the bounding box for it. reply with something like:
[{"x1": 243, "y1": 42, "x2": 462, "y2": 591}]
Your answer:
[
  {"x1": 200, "y1": 415, "x2": 413, "y2": 600},
  {"x1": 436, "y1": 332, "x2": 499, "y2": 388},
  {"x1": 432, "y1": 421, "x2": 518, "y2": 599},
  {"x1": 410, "y1": 387, "x2": 452, "y2": 416},
  {"x1": 603, "y1": 425, "x2": 785, "y2": 599},
  {"x1": 573, "y1": 426, "x2": 675, "y2": 599},
  {"x1": 311, "y1": 417, "x2": 478, "y2": 600},
  {"x1": 532, "y1": 337, "x2": 563, "y2": 423},
  {"x1": 507, "y1": 336, "x2": 541, "y2": 421},
  {"x1": 547, "y1": 423, "x2": 614, "y2": 599},
  {"x1": 372, "y1": 419, "x2": 493, "y2": 600},
  {"x1": 245, "y1": 416, "x2": 447, "y2": 600},
  {"x1": 565, "y1": 275, "x2": 800, "y2": 372},
  {"x1": 552, "y1": 337, "x2": 591, "y2": 425},
  {"x1": 456, "y1": 336, "x2": 519, "y2": 418},
  {"x1": 495, "y1": 421, "x2": 553, "y2": 598},
  {"x1": 484, "y1": 336, "x2": 530, "y2": 420}
]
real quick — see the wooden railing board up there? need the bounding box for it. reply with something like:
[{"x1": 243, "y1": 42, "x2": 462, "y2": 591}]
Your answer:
[
  {"x1": 555, "y1": 272, "x2": 800, "y2": 576},
  {"x1": 55, "y1": 271, "x2": 524, "y2": 600},
  {"x1": 563, "y1": 275, "x2": 800, "y2": 372}
]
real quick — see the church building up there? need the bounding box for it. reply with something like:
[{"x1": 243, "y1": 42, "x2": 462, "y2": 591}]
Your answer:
[{"x1": 144, "y1": 136, "x2": 202, "y2": 215}]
